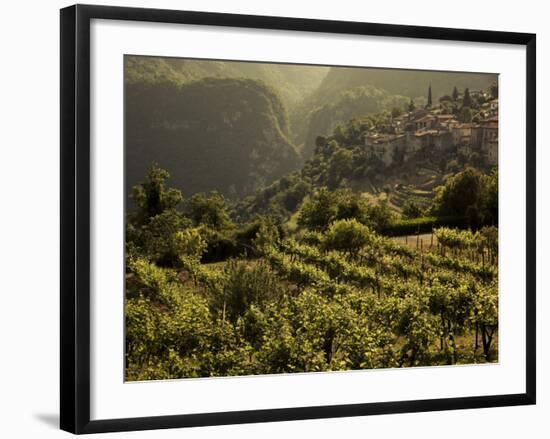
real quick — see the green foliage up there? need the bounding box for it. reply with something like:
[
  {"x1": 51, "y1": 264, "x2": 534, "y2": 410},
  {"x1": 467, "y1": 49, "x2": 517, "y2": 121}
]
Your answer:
[
  {"x1": 462, "y1": 87, "x2": 472, "y2": 107},
  {"x1": 216, "y1": 260, "x2": 282, "y2": 322},
  {"x1": 251, "y1": 218, "x2": 281, "y2": 255},
  {"x1": 459, "y1": 106, "x2": 473, "y2": 123},
  {"x1": 431, "y1": 167, "x2": 498, "y2": 227},
  {"x1": 297, "y1": 187, "x2": 391, "y2": 232},
  {"x1": 328, "y1": 147, "x2": 354, "y2": 188},
  {"x1": 131, "y1": 164, "x2": 183, "y2": 224},
  {"x1": 298, "y1": 188, "x2": 340, "y2": 231},
  {"x1": 234, "y1": 172, "x2": 312, "y2": 222},
  {"x1": 452, "y1": 86, "x2": 459, "y2": 101},
  {"x1": 127, "y1": 165, "x2": 191, "y2": 266},
  {"x1": 174, "y1": 228, "x2": 207, "y2": 261},
  {"x1": 324, "y1": 219, "x2": 374, "y2": 256},
  {"x1": 479, "y1": 226, "x2": 498, "y2": 255},
  {"x1": 184, "y1": 192, "x2": 233, "y2": 230},
  {"x1": 139, "y1": 209, "x2": 192, "y2": 266},
  {"x1": 366, "y1": 201, "x2": 394, "y2": 232},
  {"x1": 470, "y1": 282, "x2": 498, "y2": 360},
  {"x1": 395, "y1": 293, "x2": 437, "y2": 366},
  {"x1": 402, "y1": 200, "x2": 423, "y2": 219}
]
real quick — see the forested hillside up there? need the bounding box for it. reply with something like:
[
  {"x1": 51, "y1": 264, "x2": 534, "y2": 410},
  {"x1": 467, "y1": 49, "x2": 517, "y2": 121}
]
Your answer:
[
  {"x1": 311, "y1": 67, "x2": 496, "y2": 107},
  {"x1": 300, "y1": 86, "x2": 410, "y2": 157},
  {"x1": 125, "y1": 56, "x2": 328, "y2": 117},
  {"x1": 126, "y1": 77, "x2": 301, "y2": 199}
]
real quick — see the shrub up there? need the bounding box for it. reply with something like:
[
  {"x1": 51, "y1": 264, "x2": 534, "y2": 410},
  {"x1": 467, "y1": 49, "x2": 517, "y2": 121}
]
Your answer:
[
  {"x1": 402, "y1": 200, "x2": 423, "y2": 219},
  {"x1": 215, "y1": 260, "x2": 282, "y2": 322},
  {"x1": 324, "y1": 219, "x2": 374, "y2": 256}
]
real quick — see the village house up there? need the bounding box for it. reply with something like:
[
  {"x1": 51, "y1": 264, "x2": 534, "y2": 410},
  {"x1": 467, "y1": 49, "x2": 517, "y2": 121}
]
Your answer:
[
  {"x1": 451, "y1": 123, "x2": 474, "y2": 153},
  {"x1": 435, "y1": 114, "x2": 458, "y2": 129},
  {"x1": 364, "y1": 133, "x2": 406, "y2": 165},
  {"x1": 480, "y1": 118, "x2": 498, "y2": 165},
  {"x1": 413, "y1": 114, "x2": 437, "y2": 131}
]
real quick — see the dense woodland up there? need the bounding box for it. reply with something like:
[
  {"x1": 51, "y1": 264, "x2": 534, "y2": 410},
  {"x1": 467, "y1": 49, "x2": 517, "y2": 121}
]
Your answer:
[{"x1": 125, "y1": 57, "x2": 498, "y2": 380}]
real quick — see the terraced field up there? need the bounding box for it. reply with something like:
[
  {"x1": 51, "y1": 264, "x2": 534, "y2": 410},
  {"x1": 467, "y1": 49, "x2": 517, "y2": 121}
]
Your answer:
[{"x1": 385, "y1": 161, "x2": 446, "y2": 213}]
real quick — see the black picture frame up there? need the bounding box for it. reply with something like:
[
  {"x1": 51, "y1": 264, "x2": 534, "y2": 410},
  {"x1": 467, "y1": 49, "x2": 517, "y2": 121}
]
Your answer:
[{"x1": 60, "y1": 4, "x2": 536, "y2": 434}]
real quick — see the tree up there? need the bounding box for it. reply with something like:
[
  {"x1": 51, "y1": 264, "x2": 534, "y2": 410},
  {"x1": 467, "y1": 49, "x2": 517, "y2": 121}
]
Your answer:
[
  {"x1": 128, "y1": 165, "x2": 190, "y2": 266},
  {"x1": 332, "y1": 189, "x2": 370, "y2": 224},
  {"x1": 427, "y1": 83, "x2": 432, "y2": 108},
  {"x1": 217, "y1": 260, "x2": 281, "y2": 323},
  {"x1": 407, "y1": 99, "x2": 416, "y2": 112},
  {"x1": 446, "y1": 159, "x2": 460, "y2": 173},
  {"x1": 462, "y1": 88, "x2": 472, "y2": 108},
  {"x1": 402, "y1": 200, "x2": 422, "y2": 219},
  {"x1": 486, "y1": 168, "x2": 498, "y2": 224},
  {"x1": 431, "y1": 167, "x2": 497, "y2": 226},
  {"x1": 280, "y1": 179, "x2": 311, "y2": 212},
  {"x1": 185, "y1": 192, "x2": 233, "y2": 230},
  {"x1": 174, "y1": 227, "x2": 207, "y2": 261},
  {"x1": 252, "y1": 217, "x2": 281, "y2": 255},
  {"x1": 366, "y1": 201, "x2": 394, "y2": 232},
  {"x1": 131, "y1": 164, "x2": 183, "y2": 224},
  {"x1": 432, "y1": 168, "x2": 482, "y2": 216},
  {"x1": 469, "y1": 151, "x2": 483, "y2": 168},
  {"x1": 452, "y1": 86, "x2": 459, "y2": 102},
  {"x1": 140, "y1": 209, "x2": 192, "y2": 266},
  {"x1": 328, "y1": 147, "x2": 354, "y2": 188},
  {"x1": 459, "y1": 106, "x2": 472, "y2": 123},
  {"x1": 298, "y1": 188, "x2": 373, "y2": 231},
  {"x1": 298, "y1": 188, "x2": 339, "y2": 231},
  {"x1": 314, "y1": 135, "x2": 328, "y2": 154},
  {"x1": 324, "y1": 219, "x2": 373, "y2": 256}
]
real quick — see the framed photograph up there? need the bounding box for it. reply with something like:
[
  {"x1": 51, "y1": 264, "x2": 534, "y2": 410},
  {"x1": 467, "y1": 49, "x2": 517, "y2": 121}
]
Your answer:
[{"x1": 60, "y1": 4, "x2": 536, "y2": 434}]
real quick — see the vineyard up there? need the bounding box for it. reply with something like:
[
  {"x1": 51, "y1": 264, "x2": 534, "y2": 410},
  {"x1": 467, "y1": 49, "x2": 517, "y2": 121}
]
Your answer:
[{"x1": 126, "y1": 200, "x2": 498, "y2": 380}]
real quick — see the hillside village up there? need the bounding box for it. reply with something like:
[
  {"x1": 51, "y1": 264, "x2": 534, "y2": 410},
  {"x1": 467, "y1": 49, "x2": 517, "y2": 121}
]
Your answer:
[{"x1": 364, "y1": 85, "x2": 499, "y2": 167}]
